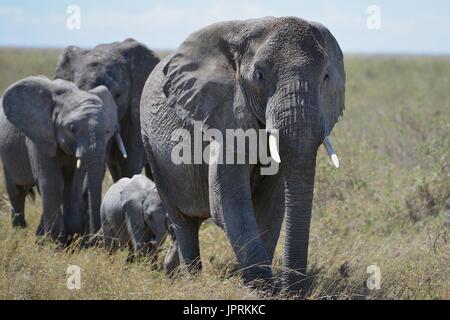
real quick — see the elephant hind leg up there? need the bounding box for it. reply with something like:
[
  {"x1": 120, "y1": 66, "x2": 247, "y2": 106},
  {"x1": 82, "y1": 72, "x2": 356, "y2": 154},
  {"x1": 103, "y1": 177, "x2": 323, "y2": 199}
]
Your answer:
[
  {"x1": 169, "y1": 210, "x2": 203, "y2": 274},
  {"x1": 102, "y1": 225, "x2": 119, "y2": 255},
  {"x1": 126, "y1": 241, "x2": 136, "y2": 263},
  {"x1": 107, "y1": 157, "x2": 122, "y2": 183},
  {"x1": 5, "y1": 174, "x2": 28, "y2": 228}
]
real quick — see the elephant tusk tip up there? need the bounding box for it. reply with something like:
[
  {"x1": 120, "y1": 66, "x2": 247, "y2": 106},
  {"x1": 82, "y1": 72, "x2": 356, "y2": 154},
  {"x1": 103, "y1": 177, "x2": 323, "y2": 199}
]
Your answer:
[
  {"x1": 323, "y1": 136, "x2": 339, "y2": 168},
  {"x1": 114, "y1": 133, "x2": 128, "y2": 160},
  {"x1": 331, "y1": 154, "x2": 339, "y2": 168},
  {"x1": 76, "y1": 158, "x2": 82, "y2": 169}
]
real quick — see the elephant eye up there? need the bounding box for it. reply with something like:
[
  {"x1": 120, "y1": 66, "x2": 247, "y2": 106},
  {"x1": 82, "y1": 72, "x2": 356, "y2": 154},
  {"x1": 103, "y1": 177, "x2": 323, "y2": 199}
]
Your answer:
[
  {"x1": 69, "y1": 123, "x2": 77, "y2": 134},
  {"x1": 253, "y1": 69, "x2": 264, "y2": 82},
  {"x1": 323, "y1": 74, "x2": 330, "y2": 82}
]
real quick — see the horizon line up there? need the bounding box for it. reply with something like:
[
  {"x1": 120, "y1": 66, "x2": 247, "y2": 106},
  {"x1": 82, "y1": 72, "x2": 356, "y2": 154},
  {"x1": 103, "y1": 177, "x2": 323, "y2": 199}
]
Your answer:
[{"x1": 0, "y1": 45, "x2": 449, "y2": 57}]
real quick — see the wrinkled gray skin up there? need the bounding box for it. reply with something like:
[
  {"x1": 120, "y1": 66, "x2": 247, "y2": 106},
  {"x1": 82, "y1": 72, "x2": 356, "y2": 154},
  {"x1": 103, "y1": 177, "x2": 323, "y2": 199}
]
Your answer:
[
  {"x1": 0, "y1": 76, "x2": 118, "y2": 242},
  {"x1": 100, "y1": 174, "x2": 169, "y2": 265},
  {"x1": 140, "y1": 17, "x2": 345, "y2": 292},
  {"x1": 55, "y1": 38, "x2": 160, "y2": 181}
]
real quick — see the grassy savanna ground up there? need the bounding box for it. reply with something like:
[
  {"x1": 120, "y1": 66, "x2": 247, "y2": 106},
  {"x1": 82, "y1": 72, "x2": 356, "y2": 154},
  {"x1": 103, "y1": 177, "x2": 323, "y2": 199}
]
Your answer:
[{"x1": 0, "y1": 48, "x2": 449, "y2": 299}]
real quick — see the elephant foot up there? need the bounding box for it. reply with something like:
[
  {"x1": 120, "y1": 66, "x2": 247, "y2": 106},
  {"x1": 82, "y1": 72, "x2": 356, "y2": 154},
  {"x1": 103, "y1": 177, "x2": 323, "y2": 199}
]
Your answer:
[
  {"x1": 246, "y1": 277, "x2": 281, "y2": 297},
  {"x1": 11, "y1": 212, "x2": 27, "y2": 228},
  {"x1": 163, "y1": 240, "x2": 181, "y2": 277},
  {"x1": 84, "y1": 233, "x2": 102, "y2": 248},
  {"x1": 242, "y1": 265, "x2": 273, "y2": 289},
  {"x1": 64, "y1": 233, "x2": 82, "y2": 252},
  {"x1": 185, "y1": 259, "x2": 202, "y2": 274},
  {"x1": 150, "y1": 254, "x2": 159, "y2": 270},
  {"x1": 126, "y1": 254, "x2": 136, "y2": 264}
]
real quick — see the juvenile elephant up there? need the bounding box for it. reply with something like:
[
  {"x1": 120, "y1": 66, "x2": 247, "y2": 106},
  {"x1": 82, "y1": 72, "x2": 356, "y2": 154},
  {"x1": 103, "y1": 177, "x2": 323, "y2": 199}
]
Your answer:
[
  {"x1": 101, "y1": 174, "x2": 170, "y2": 264},
  {"x1": 0, "y1": 76, "x2": 122, "y2": 242},
  {"x1": 55, "y1": 38, "x2": 160, "y2": 181},
  {"x1": 140, "y1": 17, "x2": 345, "y2": 292}
]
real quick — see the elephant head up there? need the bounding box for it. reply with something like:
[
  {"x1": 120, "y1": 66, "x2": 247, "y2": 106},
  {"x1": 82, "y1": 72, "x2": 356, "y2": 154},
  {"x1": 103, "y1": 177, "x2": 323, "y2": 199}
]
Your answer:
[
  {"x1": 55, "y1": 39, "x2": 160, "y2": 178},
  {"x1": 2, "y1": 76, "x2": 122, "y2": 237},
  {"x1": 161, "y1": 17, "x2": 345, "y2": 291},
  {"x1": 120, "y1": 175, "x2": 169, "y2": 256}
]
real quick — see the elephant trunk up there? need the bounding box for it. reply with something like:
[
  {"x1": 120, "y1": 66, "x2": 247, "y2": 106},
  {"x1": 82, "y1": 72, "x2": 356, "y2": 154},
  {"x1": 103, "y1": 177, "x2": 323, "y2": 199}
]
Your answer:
[
  {"x1": 65, "y1": 164, "x2": 86, "y2": 237},
  {"x1": 86, "y1": 158, "x2": 105, "y2": 238},
  {"x1": 266, "y1": 79, "x2": 321, "y2": 293},
  {"x1": 282, "y1": 154, "x2": 316, "y2": 292}
]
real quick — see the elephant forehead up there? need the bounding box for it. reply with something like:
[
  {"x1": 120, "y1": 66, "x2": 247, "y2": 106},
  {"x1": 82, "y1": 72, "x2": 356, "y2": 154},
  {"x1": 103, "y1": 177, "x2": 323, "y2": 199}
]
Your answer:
[
  {"x1": 65, "y1": 94, "x2": 102, "y2": 109},
  {"x1": 257, "y1": 28, "x2": 326, "y2": 69},
  {"x1": 143, "y1": 195, "x2": 165, "y2": 213},
  {"x1": 71, "y1": 50, "x2": 126, "y2": 81}
]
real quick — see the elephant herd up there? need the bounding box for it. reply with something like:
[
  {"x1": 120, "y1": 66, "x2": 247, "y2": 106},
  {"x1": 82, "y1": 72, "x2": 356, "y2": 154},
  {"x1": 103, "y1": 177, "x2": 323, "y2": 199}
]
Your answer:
[{"x1": 0, "y1": 17, "x2": 345, "y2": 294}]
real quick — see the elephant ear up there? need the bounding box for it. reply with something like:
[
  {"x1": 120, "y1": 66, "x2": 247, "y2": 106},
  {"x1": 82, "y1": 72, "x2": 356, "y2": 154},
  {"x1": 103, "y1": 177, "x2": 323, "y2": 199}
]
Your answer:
[
  {"x1": 3, "y1": 76, "x2": 57, "y2": 156},
  {"x1": 89, "y1": 85, "x2": 119, "y2": 131},
  {"x1": 160, "y1": 27, "x2": 239, "y2": 130},
  {"x1": 120, "y1": 177, "x2": 147, "y2": 230},
  {"x1": 310, "y1": 21, "x2": 346, "y2": 136},
  {"x1": 142, "y1": 181, "x2": 165, "y2": 219},
  {"x1": 54, "y1": 45, "x2": 86, "y2": 81},
  {"x1": 118, "y1": 39, "x2": 160, "y2": 123},
  {"x1": 120, "y1": 175, "x2": 157, "y2": 227}
]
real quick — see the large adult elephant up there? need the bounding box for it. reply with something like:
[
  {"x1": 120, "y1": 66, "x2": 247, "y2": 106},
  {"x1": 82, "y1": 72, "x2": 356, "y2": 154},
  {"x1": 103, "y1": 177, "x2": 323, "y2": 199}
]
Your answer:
[
  {"x1": 55, "y1": 38, "x2": 160, "y2": 181},
  {"x1": 140, "y1": 17, "x2": 345, "y2": 292},
  {"x1": 0, "y1": 76, "x2": 120, "y2": 242}
]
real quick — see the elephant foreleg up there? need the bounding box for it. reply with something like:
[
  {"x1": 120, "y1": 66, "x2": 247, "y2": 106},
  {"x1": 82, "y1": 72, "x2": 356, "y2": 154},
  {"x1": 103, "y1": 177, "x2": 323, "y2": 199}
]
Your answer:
[
  {"x1": 36, "y1": 174, "x2": 65, "y2": 243},
  {"x1": 164, "y1": 239, "x2": 180, "y2": 276},
  {"x1": 116, "y1": 118, "x2": 146, "y2": 179},
  {"x1": 29, "y1": 145, "x2": 65, "y2": 243},
  {"x1": 209, "y1": 162, "x2": 272, "y2": 285},
  {"x1": 252, "y1": 172, "x2": 285, "y2": 263},
  {"x1": 168, "y1": 210, "x2": 203, "y2": 274}
]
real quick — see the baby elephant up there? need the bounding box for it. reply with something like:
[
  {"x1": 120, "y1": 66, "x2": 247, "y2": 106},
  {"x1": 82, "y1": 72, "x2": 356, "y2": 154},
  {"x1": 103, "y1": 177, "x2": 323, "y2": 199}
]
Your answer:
[{"x1": 101, "y1": 175, "x2": 169, "y2": 264}]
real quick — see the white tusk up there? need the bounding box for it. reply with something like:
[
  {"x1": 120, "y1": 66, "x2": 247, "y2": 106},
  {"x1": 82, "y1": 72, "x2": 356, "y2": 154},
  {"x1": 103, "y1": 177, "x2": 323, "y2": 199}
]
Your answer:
[
  {"x1": 76, "y1": 158, "x2": 82, "y2": 169},
  {"x1": 323, "y1": 136, "x2": 339, "y2": 168},
  {"x1": 268, "y1": 133, "x2": 281, "y2": 163},
  {"x1": 114, "y1": 132, "x2": 128, "y2": 159}
]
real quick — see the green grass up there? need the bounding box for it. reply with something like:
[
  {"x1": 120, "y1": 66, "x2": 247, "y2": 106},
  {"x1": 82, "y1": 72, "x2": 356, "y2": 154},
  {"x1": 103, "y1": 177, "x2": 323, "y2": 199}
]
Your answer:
[{"x1": 0, "y1": 49, "x2": 449, "y2": 299}]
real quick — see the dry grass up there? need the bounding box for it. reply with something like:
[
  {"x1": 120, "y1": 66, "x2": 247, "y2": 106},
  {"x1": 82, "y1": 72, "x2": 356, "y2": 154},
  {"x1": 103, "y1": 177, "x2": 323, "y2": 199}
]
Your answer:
[{"x1": 0, "y1": 49, "x2": 449, "y2": 299}]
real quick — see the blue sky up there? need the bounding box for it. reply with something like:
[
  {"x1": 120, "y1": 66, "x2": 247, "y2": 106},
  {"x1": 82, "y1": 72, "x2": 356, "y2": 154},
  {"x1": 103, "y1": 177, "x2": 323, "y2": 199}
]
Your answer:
[{"x1": 0, "y1": 0, "x2": 448, "y2": 54}]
